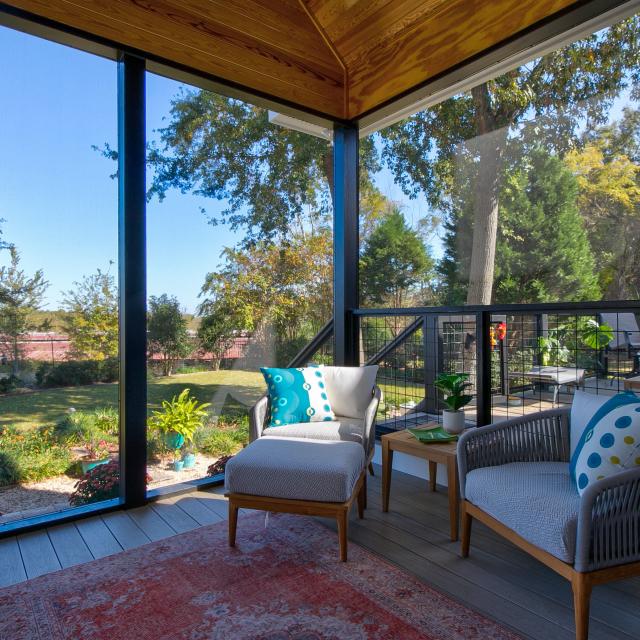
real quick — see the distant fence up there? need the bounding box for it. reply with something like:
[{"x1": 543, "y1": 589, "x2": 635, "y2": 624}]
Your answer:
[{"x1": 1, "y1": 332, "x2": 250, "y2": 365}]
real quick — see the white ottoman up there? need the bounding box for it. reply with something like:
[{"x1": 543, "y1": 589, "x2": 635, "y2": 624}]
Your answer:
[{"x1": 225, "y1": 437, "x2": 366, "y2": 561}]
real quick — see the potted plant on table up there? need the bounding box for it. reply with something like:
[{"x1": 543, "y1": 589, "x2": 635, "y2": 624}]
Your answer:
[
  {"x1": 434, "y1": 372, "x2": 473, "y2": 434},
  {"x1": 148, "y1": 388, "x2": 211, "y2": 472}
]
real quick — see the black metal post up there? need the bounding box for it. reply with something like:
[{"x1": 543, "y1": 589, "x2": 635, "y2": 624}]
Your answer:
[
  {"x1": 118, "y1": 53, "x2": 147, "y2": 507},
  {"x1": 423, "y1": 314, "x2": 439, "y2": 414},
  {"x1": 333, "y1": 124, "x2": 359, "y2": 366},
  {"x1": 476, "y1": 310, "x2": 492, "y2": 426}
]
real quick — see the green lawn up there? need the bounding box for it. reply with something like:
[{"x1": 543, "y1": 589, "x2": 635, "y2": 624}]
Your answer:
[{"x1": 0, "y1": 370, "x2": 266, "y2": 430}]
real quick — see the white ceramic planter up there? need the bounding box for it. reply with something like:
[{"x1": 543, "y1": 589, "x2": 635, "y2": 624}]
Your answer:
[{"x1": 442, "y1": 409, "x2": 465, "y2": 434}]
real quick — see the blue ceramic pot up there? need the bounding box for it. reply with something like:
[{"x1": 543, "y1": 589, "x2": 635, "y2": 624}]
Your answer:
[
  {"x1": 81, "y1": 458, "x2": 110, "y2": 474},
  {"x1": 163, "y1": 431, "x2": 185, "y2": 450},
  {"x1": 182, "y1": 453, "x2": 196, "y2": 469},
  {"x1": 172, "y1": 459, "x2": 185, "y2": 472}
]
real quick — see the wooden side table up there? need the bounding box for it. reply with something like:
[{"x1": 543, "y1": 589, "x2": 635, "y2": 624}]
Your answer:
[{"x1": 381, "y1": 426, "x2": 460, "y2": 541}]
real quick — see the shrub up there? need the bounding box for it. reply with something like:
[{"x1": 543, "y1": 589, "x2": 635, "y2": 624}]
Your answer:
[
  {"x1": 93, "y1": 407, "x2": 119, "y2": 436},
  {"x1": 207, "y1": 455, "x2": 232, "y2": 477},
  {"x1": 0, "y1": 425, "x2": 72, "y2": 483},
  {"x1": 197, "y1": 431, "x2": 237, "y2": 457},
  {"x1": 36, "y1": 358, "x2": 118, "y2": 388},
  {"x1": 174, "y1": 364, "x2": 210, "y2": 374},
  {"x1": 69, "y1": 461, "x2": 151, "y2": 506},
  {"x1": 69, "y1": 460, "x2": 120, "y2": 506},
  {"x1": 0, "y1": 375, "x2": 23, "y2": 394},
  {"x1": 0, "y1": 451, "x2": 20, "y2": 486}
]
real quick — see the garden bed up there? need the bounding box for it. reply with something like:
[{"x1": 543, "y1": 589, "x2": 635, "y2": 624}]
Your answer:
[{"x1": 0, "y1": 453, "x2": 225, "y2": 524}]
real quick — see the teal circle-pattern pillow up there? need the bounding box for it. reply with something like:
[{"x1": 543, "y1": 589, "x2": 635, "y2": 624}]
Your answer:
[
  {"x1": 260, "y1": 365, "x2": 336, "y2": 427},
  {"x1": 570, "y1": 391, "x2": 640, "y2": 496}
]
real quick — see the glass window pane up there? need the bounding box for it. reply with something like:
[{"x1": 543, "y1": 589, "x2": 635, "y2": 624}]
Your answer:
[{"x1": 0, "y1": 27, "x2": 118, "y2": 525}]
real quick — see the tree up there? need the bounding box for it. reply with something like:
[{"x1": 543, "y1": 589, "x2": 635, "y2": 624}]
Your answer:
[
  {"x1": 380, "y1": 17, "x2": 640, "y2": 304},
  {"x1": 63, "y1": 268, "x2": 118, "y2": 360},
  {"x1": 360, "y1": 207, "x2": 434, "y2": 307},
  {"x1": 147, "y1": 91, "x2": 380, "y2": 245},
  {"x1": 198, "y1": 227, "x2": 333, "y2": 365},
  {"x1": 440, "y1": 148, "x2": 600, "y2": 303},
  {"x1": 0, "y1": 247, "x2": 48, "y2": 375},
  {"x1": 148, "y1": 294, "x2": 191, "y2": 376},
  {"x1": 197, "y1": 303, "x2": 241, "y2": 371},
  {"x1": 565, "y1": 108, "x2": 640, "y2": 299}
]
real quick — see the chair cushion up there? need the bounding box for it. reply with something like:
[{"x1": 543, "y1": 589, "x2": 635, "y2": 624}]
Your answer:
[
  {"x1": 261, "y1": 365, "x2": 335, "y2": 427},
  {"x1": 322, "y1": 365, "x2": 379, "y2": 419},
  {"x1": 570, "y1": 391, "x2": 640, "y2": 495},
  {"x1": 224, "y1": 438, "x2": 365, "y2": 502},
  {"x1": 465, "y1": 462, "x2": 580, "y2": 563},
  {"x1": 262, "y1": 416, "x2": 365, "y2": 445}
]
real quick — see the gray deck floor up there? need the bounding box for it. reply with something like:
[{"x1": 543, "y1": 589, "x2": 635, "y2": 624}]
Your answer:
[{"x1": 1, "y1": 466, "x2": 639, "y2": 640}]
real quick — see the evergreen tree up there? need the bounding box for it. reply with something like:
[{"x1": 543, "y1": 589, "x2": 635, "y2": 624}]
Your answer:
[
  {"x1": 360, "y1": 208, "x2": 434, "y2": 308},
  {"x1": 440, "y1": 149, "x2": 600, "y2": 303}
]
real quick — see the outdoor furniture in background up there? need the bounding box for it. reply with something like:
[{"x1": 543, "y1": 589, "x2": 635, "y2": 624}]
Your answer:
[
  {"x1": 623, "y1": 375, "x2": 640, "y2": 392},
  {"x1": 457, "y1": 408, "x2": 640, "y2": 640},
  {"x1": 225, "y1": 438, "x2": 366, "y2": 561},
  {"x1": 601, "y1": 312, "x2": 640, "y2": 376},
  {"x1": 508, "y1": 365, "x2": 585, "y2": 405},
  {"x1": 381, "y1": 425, "x2": 460, "y2": 541}
]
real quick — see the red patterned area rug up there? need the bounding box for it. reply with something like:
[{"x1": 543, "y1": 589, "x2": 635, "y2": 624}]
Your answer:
[{"x1": 2, "y1": 513, "x2": 521, "y2": 640}]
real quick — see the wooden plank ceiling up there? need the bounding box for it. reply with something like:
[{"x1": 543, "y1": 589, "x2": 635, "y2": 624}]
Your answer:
[{"x1": 5, "y1": 0, "x2": 580, "y2": 120}]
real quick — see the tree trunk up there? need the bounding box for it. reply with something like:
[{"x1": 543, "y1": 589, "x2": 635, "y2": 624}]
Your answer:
[{"x1": 466, "y1": 84, "x2": 508, "y2": 306}]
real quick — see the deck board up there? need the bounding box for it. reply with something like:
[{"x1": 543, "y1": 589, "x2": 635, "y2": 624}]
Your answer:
[
  {"x1": 0, "y1": 537, "x2": 27, "y2": 587},
  {"x1": 128, "y1": 506, "x2": 177, "y2": 541},
  {"x1": 75, "y1": 515, "x2": 122, "y2": 559},
  {"x1": 0, "y1": 467, "x2": 638, "y2": 640},
  {"x1": 17, "y1": 530, "x2": 61, "y2": 579},
  {"x1": 47, "y1": 523, "x2": 93, "y2": 569},
  {"x1": 101, "y1": 512, "x2": 150, "y2": 550}
]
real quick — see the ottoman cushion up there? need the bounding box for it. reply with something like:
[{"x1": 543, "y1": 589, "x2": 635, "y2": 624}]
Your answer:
[{"x1": 225, "y1": 438, "x2": 365, "y2": 503}]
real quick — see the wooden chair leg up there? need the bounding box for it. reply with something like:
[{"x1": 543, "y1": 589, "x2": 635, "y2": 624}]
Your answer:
[
  {"x1": 357, "y1": 480, "x2": 365, "y2": 519},
  {"x1": 368, "y1": 461, "x2": 375, "y2": 476},
  {"x1": 571, "y1": 572, "x2": 592, "y2": 640},
  {"x1": 228, "y1": 502, "x2": 239, "y2": 547},
  {"x1": 461, "y1": 503, "x2": 472, "y2": 558},
  {"x1": 337, "y1": 509, "x2": 348, "y2": 562}
]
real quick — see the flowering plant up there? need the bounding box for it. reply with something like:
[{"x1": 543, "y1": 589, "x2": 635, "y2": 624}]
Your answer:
[
  {"x1": 70, "y1": 461, "x2": 152, "y2": 506},
  {"x1": 85, "y1": 438, "x2": 111, "y2": 460}
]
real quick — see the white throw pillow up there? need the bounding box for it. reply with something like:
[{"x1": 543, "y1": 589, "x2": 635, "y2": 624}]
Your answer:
[
  {"x1": 321, "y1": 365, "x2": 379, "y2": 419},
  {"x1": 570, "y1": 390, "x2": 610, "y2": 456},
  {"x1": 570, "y1": 392, "x2": 640, "y2": 495}
]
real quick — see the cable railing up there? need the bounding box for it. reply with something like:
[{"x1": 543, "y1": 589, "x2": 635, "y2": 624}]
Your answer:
[{"x1": 289, "y1": 301, "x2": 640, "y2": 436}]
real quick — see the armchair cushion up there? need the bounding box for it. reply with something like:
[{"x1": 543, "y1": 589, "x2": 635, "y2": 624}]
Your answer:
[
  {"x1": 570, "y1": 391, "x2": 640, "y2": 495},
  {"x1": 465, "y1": 462, "x2": 580, "y2": 563},
  {"x1": 262, "y1": 416, "x2": 365, "y2": 445},
  {"x1": 260, "y1": 365, "x2": 335, "y2": 427},
  {"x1": 322, "y1": 365, "x2": 379, "y2": 419}
]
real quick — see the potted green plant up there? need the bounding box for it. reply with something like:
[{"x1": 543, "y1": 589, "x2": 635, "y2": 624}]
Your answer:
[
  {"x1": 434, "y1": 372, "x2": 473, "y2": 434},
  {"x1": 149, "y1": 388, "x2": 211, "y2": 465},
  {"x1": 537, "y1": 335, "x2": 570, "y2": 366}
]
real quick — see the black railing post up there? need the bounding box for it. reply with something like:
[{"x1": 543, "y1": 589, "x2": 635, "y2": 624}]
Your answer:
[
  {"x1": 118, "y1": 53, "x2": 147, "y2": 507},
  {"x1": 333, "y1": 124, "x2": 359, "y2": 366},
  {"x1": 476, "y1": 310, "x2": 492, "y2": 426},
  {"x1": 424, "y1": 314, "x2": 439, "y2": 415}
]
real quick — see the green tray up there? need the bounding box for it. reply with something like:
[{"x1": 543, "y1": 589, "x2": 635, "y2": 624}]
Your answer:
[{"x1": 408, "y1": 426, "x2": 458, "y2": 443}]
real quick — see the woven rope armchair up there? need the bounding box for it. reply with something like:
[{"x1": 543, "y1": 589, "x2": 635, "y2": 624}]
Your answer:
[{"x1": 458, "y1": 408, "x2": 640, "y2": 640}]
